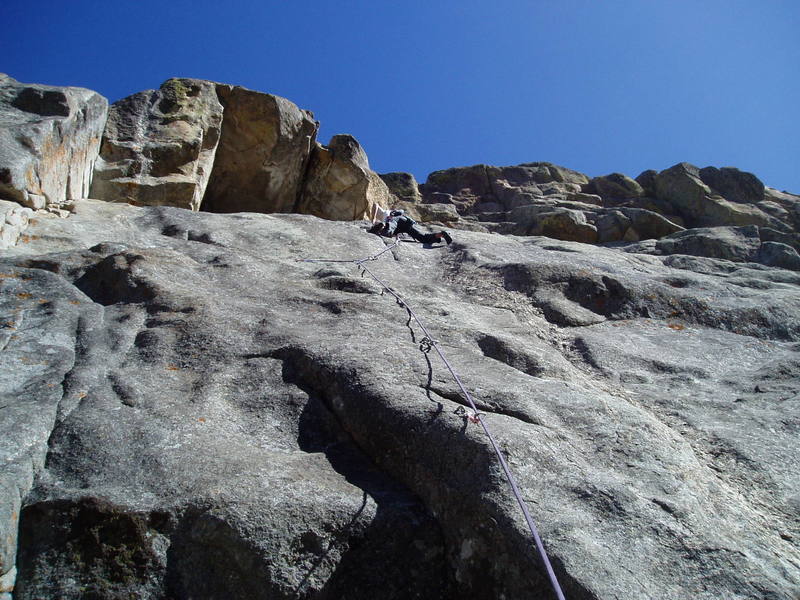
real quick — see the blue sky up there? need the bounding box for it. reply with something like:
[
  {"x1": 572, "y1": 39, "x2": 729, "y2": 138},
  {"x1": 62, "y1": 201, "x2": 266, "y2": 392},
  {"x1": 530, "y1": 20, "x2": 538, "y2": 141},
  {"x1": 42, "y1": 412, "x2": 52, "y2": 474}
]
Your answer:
[{"x1": 4, "y1": 1, "x2": 799, "y2": 192}]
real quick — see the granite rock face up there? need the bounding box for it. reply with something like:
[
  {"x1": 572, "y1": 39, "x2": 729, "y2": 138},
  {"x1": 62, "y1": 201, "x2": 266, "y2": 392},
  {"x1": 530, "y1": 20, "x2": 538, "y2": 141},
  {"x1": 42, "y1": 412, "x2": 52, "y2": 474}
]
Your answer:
[
  {"x1": 0, "y1": 74, "x2": 108, "y2": 210},
  {"x1": 1, "y1": 200, "x2": 799, "y2": 599},
  {"x1": 90, "y1": 78, "x2": 223, "y2": 211}
]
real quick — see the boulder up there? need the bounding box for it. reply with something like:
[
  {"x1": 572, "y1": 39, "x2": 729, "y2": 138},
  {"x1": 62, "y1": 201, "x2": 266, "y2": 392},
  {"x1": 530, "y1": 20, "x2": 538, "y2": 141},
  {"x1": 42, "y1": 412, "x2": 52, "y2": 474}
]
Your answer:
[
  {"x1": 764, "y1": 187, "x2": 800, "y2": 230},
  {"x1": 0, "y1": 74, "x2": 108, "y2": 209},
  {"x1": 593, "y1": 207, "x2": 682, "y2": 244},
  {"x1": 421, "y1": 164, "x2": 495, "y2": 203},
  {"x1": 655, "y1": 225, "x2": 762, "y2": 262},
  {"x1": 618, "y1": 207, "x2": 684, "y2": 240},
  {"x1": 378, "y1": 172, "x2": 422, "y2": 204},
  {"x1": 698, "y1": 166, "x2": 765, "y2": 204},
  {"x1": 653, "y1": 163, "x2": 776, "y2": 229},
  {"x1": 585, "y1": 172, "x2": 645, "y2": 200},
  {"x1": 757, "y1": 241, "x2": 800, "y2": 271},
  {"x1": 635, "y1": 169, "x2": 658, "y2": 196},
  {"x1": 91, "y1": 78, "x2": 223, "y2": 211},
  {"x1": 758, "y1": 227, "x2": 800, "y2": 251},
  {"x1": 297, "y1": 135, "x2": 392, "y2": 221},
  {"x1": 413, "y1": 202, "x2": 460, "y2": 223},
  {"x1": 521, "y1": 208, "x2": 598, "y2": 243},
  {"x1": 201, "y1": 84, "x2": 318, "y2": 214},
  {"x1": 594, "y1": 210, "x2": 632, "y2": 243}
]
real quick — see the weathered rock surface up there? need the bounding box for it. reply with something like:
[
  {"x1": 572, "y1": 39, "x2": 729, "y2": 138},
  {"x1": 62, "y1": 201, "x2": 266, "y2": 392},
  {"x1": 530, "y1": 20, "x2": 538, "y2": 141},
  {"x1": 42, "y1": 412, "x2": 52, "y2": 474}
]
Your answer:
[
  {"x1": 410, "y1": 161, "x2": 799, "y2": 256},
  {"x1": 379, "y1": 172, "x2": 422, "y2": 204},
  {"x1": 297, "y1": 135, "x2": 393, "y2": 221},
  {"x1": 1, "y1": 200, "x2": 798, "y2": 599},
  {"x1": 200, "y1": 84, "x2": 318, "y2": 214},
  {"x1": 622, "y1": 225, "x2": 800, "y2": 272},
  {"x1": 584, "y1": 172, "x2": 645, "y2": 201},
  {"x1": 90, "y1": 78, "x2": 223, "y2": 211},
  {"x1": 0, "y1": 200, "x2": 33, "y2": 249},
  {"x1": 0, "y1": 74, "x2": 108, "y2": 209},
  {"x1": 652, "y1": 163, "x2": 778, "y2": 229},
  {"x1": 655, "y1": 225, "x2": 763, "y2": 262}
]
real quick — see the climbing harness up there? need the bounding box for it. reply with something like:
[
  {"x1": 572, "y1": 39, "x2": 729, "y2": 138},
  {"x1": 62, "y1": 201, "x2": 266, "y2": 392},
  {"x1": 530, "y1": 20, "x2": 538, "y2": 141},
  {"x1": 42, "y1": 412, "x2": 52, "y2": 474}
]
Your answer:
[{"x1": 296, "y1": 236, "x2": 566, "y2": 600}]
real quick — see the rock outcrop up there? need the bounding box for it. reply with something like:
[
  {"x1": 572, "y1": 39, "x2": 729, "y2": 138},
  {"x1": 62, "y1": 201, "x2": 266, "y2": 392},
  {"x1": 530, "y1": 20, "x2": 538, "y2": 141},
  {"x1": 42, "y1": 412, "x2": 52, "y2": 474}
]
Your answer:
[
  {"x1": 0, "y1": 74, "x2": 108, "y2": 210},
  {"x1": 90, "y1": 78, "x2": 223, "y2": 211},
  {"x1": 297, "y1": 135, "x2": 392, "y2": 221},
  {"x1": 200, "y1": 84, "x2": 318, "y2": 214},
  {"x1": 1, "y1": 75, "x2": 800, "y2": 599},
  {"x1": 1, "y1": 200, "x2": 799, "y2": 599}
]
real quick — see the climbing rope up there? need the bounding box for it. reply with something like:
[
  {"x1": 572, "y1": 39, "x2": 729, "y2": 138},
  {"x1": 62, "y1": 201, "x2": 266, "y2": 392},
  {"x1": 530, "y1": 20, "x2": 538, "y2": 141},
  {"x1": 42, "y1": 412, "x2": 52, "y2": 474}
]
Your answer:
[{"x1": 297, "y1": 236, "x2": 566, "y2": 600}]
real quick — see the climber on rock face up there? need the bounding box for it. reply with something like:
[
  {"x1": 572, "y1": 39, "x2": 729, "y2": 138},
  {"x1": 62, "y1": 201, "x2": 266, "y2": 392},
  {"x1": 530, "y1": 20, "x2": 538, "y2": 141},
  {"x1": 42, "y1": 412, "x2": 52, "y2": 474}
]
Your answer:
[{"x1": 368, "y1": 208, "x2": 452, "y2": 245}]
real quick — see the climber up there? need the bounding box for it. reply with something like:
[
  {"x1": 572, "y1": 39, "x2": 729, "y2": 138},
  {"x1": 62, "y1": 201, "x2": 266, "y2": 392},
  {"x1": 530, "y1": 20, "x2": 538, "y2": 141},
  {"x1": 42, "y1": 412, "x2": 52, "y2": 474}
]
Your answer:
[{"x1": 368, "y1": 209, "x2": 452, "y2": 245}]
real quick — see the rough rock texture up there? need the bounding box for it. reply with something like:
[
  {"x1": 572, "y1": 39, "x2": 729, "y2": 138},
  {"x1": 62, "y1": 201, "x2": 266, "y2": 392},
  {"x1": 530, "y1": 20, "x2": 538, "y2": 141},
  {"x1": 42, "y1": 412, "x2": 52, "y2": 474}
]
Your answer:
[
  {"x1": 1, "y1": 200, "x2": 798, "y2": 599},
  {"x1": 652, "y1": 163, "x2": 778, "y2": 230},
  {"x1": 90, "y1": 78, "x2": 223, "y2": 210},
  {"x1": 200, "y1": 84, "x2": 318, "y2": 214},
  {"x1": 584, "y1": 173, "x2": 645, "y2": 201},
  {"x1": 297, "y1": 135, "x2": 393, "y2": 221},
  {"x1": 0, "y1": 74, "x2": 108, "y2": 209},
  {"x1": 0, "y1": 200, "x2": 33, "y2": 249},
  {"x1": 622, "y1": 225, "x2": 800, "y2": 272},
  {"x1": 409, "y1": 161, "x2": 800, "y2": 257},
  {"x1": 655, "y1": 225, "x2": 764, "y2": 262},
  {"x1": 379, "y1": 172, "x2": 422, "y2": 204}
]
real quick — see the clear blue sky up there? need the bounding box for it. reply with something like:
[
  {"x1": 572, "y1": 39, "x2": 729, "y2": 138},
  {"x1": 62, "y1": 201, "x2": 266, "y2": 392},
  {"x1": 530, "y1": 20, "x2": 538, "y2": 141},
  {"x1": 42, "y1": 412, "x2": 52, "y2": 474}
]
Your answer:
[{"x1": 3, "y1": 1, "x2": 799, "y2": 193}]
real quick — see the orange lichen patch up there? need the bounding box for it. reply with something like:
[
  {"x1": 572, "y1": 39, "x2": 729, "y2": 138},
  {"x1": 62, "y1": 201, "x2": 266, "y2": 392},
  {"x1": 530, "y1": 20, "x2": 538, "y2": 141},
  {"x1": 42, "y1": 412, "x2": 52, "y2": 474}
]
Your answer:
[
  {"x1": 198, "y1": 417, "x2": 206, "y2": 423},
  {"x1": 0, "y1": 273, "x2": 19, "y2": 279},
  {"x1": 17, "y1": 292, "x2": 33, "y2": 300},
  {"x1": 69, "y1": 300, "x2": 81, "y2": 305},
  {"x1": 667, "y1": 323, "x2": 686, "y2": 331},
  {"x1": 166, "y1": 365, "x2": 180, "y2": 371},
  {"x1": 77, "y1": 392, "x2": 88, "y2": 399},
  {"x1": 38, "y1": 299, "x2": 49, "y2": 304}
]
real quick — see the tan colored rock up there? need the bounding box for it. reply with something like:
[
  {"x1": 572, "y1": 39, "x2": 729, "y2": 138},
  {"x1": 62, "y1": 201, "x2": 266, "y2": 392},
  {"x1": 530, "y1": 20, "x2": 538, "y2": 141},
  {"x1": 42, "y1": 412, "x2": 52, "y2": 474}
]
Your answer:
[
  {"x1": 298, "y1": 135, "x2": 392, "y2": 221},
  {"x1": 91, "y1": 78, "x2": 223, "y2": 210},
  {"x1": 201, "y1": 85, "x2": 318, "y2": 213},
  {"x1": 0, "y1": 74, "x2": 108, "y2": 209}
]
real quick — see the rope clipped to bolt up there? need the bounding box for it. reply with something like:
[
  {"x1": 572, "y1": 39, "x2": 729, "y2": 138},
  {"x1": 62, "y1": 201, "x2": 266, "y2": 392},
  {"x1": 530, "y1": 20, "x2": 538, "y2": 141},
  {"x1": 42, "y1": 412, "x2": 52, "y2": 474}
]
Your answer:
[{"x1": 297, "y1": 236, "x2": 566, "y2": 600}]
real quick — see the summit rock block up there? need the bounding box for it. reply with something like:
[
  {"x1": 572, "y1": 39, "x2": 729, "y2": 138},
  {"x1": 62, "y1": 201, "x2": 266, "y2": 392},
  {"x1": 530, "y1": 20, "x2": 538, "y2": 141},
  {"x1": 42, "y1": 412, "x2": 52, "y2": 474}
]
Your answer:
[{"x1": 90, "y1": 78, "x2": 223, "y2": 211}]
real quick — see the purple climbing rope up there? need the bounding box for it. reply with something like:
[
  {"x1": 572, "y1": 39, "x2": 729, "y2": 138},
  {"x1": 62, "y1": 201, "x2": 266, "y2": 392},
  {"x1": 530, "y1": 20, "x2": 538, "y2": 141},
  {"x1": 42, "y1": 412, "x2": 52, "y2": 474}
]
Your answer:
[{"x1": 298, "y1": 237, "x2": 566, "y2": 600}]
